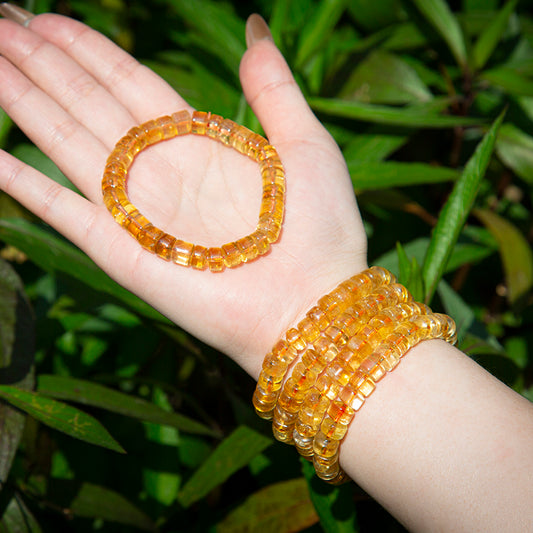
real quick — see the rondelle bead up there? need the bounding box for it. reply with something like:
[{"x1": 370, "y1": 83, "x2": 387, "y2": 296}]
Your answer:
[
  {"x1": 190, "y1": 245, "x2": 208, "y2": 270},
  {"x1": 155, "y1": 233, "x2": 177, "y2": 261},
  {"x1": 191, "y1": 111, "x2": 210, "y2": 135},
  {"x1": 171, "y1": 110, "x2": 192, "y2": 134},
  {"x1": 207, "y1": 247, "x2": 225, "y2": 272},
  {"x1": 137, "y1": 224, "x2": 164, "y2": 251},
  {"x1": 171, "y1": 239, "x2": 194, "y2": 267}
]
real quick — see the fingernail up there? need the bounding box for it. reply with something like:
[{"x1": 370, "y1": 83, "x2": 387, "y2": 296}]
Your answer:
[
  {"x1": 0, "y1": 3, "x2": 35, "y2": 27},
  {"x1": 245, "y1": 14, "x2": 273, "y2": 48}
]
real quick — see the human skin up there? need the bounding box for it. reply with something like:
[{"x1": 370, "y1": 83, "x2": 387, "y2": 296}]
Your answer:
[{"x1": 0, "y1": 9, "x2": 531, "y2": 532}]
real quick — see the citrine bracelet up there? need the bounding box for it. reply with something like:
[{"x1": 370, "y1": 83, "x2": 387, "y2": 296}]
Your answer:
[
  {"x1": 254, "y1": 266, "x2": 457, "y2": 484},
  {"x1": 102, "y1": 110, "x2": 285, "y2": 271}
]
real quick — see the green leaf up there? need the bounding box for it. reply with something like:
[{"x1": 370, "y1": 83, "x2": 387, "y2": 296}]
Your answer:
[
  {"x1": 376, "y1": 233, "x2": 497, "y2": 277},
  {"x1": 340, "y1": 50, "x2": 433, "y2": 104},
  {"x1": 45, "y1": 481, "x2": 155, "y2": 531},
  {"x1": 396, "y1": 242, "x2": 424, "y2": 301},
  {"x1": 342, "y1": 130, "x2": 409, "y2": 163},
  {"x1": 0, "y1": 493, "x2": 43, "y2": 533},
  {"x1": 473, "y1": 208, "x2": 533, "y2": 306},
  {"x1": 410, "y1": 0, "x2": 467, "y2": 68},
  {"x1": 422, "y1": 112, "x2": 504, "y2": 302},
  {"x1": 301, "y1": 460, "x2": 359, "y2": 533},
  {"x1": 0, "y1": 386, "x2": 125, "y2": 454},
  {"x1": 309, "y1": 97, "x2": 481, "y2": 127},
  {"x1": 472, "y1": 0, "x2": 518, "y2": 70},
  {"x1": 217, "y1": 478, "x2": 319, "y2": 533},
  {"x1": 295, "y1": 0, "x2": 347, "y2": 68},
  {"x1": 347, "y1": 0, "x2": 403, "y2": 31},
  {"x1": 0, "y1": 218, "x2": 168, "y2": 324},
  {"x1": 0, "y1": 259, "x2": 34, "y2": 489},
  {"x1": 495, "y1": 123, "x2": 533, "y2": 184},
  {"x1": 437, "y1": 280, "x2": 475, "y2": 344},
  {"x1": 347, "y1": 161, "x2": 458, "y2": 190},
  {"x1": 37, "y1": 375, "x2": 219, "y2": 437},
  {"x1": 481, "y1": 67, "x2": 533, "y2": 96},
  {"x1": 167, "y1": 0, "x2": 245, "y2": 75},
  {"x1": 178, "y1": 425, "x2": 272, "y2": 508},
  {"x1": 143, "y1": 53, "x2": 240, "y2": 117},
  {"x1": 0, "y1": 109, "x2": 12, "y2": 150},
  {"x1": 11, "y1": 144, "x2": 79, "y2": 193}
]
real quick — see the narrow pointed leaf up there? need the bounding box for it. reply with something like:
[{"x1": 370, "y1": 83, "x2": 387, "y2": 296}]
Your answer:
[
  {"x1": 309, "y1": 97, "x2": 481, "y2": 127},
  {"x1": 295, "y1": 0, "x2": 347, "y2": 68},
  {"x1": 342, "y1": 131, "x2": 409, "y2": 163},
  {"x1": 410, "y1": 0, "x2": 467, "y2": 68},
  {"x1": 422, "y1": 112, "x2": 504, "y2": 302},
  {"x1": 437, "y1": 280, "x2": 475, "y2": 344},
  {"x1": 495, "y1": 123, "x2": 533, "y2": 184},
  {"x1": 347, "y1": 161, "x2": 458, "y2": 190},
  {"x1": 472, "y1": 0, "x2": 518, "y2": 70},
  {"x1": 473, "y1": 208, "x2": 533, "y2": 305},
  {"x1": 481, "y1": 67, "x2": 533, "y2": 96},
  {"x1": 217, "y1": 478, "x2": 318, "y2": 533},
  {"x1": 0, "y1": 386, "x2": 125, "y2": 453},
  {"x1": 37, "y1": 375, "x2": 219, "y2": 437},
  {"x1": 0, "y1": 218, "x2": 168, "y2": 323},
  {"x1": 178, "y1": 425, "x2": 272, "y2": 508}
]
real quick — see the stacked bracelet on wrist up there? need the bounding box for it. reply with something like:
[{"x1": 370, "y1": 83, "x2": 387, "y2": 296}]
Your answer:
[{"x1": 253, "y1": 266, "x2": 456, "y2": 485}]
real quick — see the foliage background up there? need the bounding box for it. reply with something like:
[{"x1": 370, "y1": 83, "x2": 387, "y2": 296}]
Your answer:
[{"x1": 1, "y1": 0, "x2": 532, "y2": 531}]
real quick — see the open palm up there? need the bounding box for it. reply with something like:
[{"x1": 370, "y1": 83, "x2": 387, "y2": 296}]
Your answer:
[{"x1": 0, "y1": 14, "x2": 367, "y2": 376}]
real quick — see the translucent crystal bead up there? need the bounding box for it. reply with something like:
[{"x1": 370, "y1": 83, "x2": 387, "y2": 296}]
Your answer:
[
  {"x1": 155, "y1": 233, "x2": 176, "y2": 261},
  {"x1": 171, "y1": 240, "x2": 194, "y2": 267}
]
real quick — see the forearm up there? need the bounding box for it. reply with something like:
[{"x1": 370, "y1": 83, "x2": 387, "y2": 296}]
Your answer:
[{"x1": 340, "y1": 339, "x2": 533, "y2": 532}]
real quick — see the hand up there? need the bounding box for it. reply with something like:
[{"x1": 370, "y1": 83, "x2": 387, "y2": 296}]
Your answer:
[{"x1": 0, "y1": 11, "x2": 367, "y2": 376}]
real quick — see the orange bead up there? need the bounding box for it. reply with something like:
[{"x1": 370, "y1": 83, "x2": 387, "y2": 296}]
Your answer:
[
  {"x1": 171, "y1": 110, "x2": 192, "y2": 134},
  {"x1": 190, "y1": 245, "x2": 208, "y2": 270},
  {"x1": 137, "y1": 224, "x2": 164, "y2": 251},
  {"x1": 207, "y1": 247, "x2": 225, "y2": 272},
  {"x1": 171, "y1": 239, "x2": 194, "y2": 267},
  {"x1": 221, "y1": 242, "x2": 242, "y2": 268},
  {"x1": 155, "y1": 233, "x2": 177, "y2": 261},
  {"x1": 191, "y1": 111, "x2": 210, "y2": 134}
]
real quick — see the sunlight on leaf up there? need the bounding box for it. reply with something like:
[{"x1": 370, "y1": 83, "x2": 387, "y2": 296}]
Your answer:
[
  {"x1": 218, "y1": 478, "x2": 318, "y2": 533},
  {"x1": 0, "y1": 386, "x2": 125, "y2": 453}
]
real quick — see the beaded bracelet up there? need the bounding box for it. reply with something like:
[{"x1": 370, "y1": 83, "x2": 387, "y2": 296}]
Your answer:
[
  {"x1": 254, "y1": 267, "x2": 457, "y2": 484},
  {"x1": 102, "y1": 110, "x2": 285, "y2": 272}
]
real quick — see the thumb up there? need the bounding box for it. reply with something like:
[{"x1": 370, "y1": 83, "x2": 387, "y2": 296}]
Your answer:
[{"x1": 239, "y1": 14, "x2": 327, "y2": 146}]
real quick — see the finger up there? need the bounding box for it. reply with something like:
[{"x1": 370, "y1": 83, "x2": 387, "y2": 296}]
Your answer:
[
  {"x1": 0, "y1": 147, "x2": 146, "y2": 287},
  {"x1": 239, "y1": 15, "x2": 328, "y2": 146},
  {"x1": 0, "y1": 18, "x2": 136, "y2": 142},
  {"x1": 27, "y1": 14, "x2": 192, "y2": 121},
  {"x1": 0, "y1": 55, "x2": 108, "y2": 202}
]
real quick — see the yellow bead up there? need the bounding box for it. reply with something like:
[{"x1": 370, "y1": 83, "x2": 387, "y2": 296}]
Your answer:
[
  {"x1": 171, "y1": 240, "x2": 194, "y2": 267},
  {"x1": 154, "y1": 233, "x2": 176, "y2": 261},
  {"x1": 137, "y1": 224, "x2": 164, "y2": 251},
  {"x1": 207, "y1": 247, "x2": 225, "y2": 272},
  {"x1": 190, "y1": 245, "x2": 208, "y2": 270},
  {"x1": 191, "y1": 111, "x2": 210, "y2": 134},
  {"x1": 171, "y1": 110, "x2": 192, "y2": 134},
  {"x1": 221, "y1": 242, "x2": 242, "y2": 268}
]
